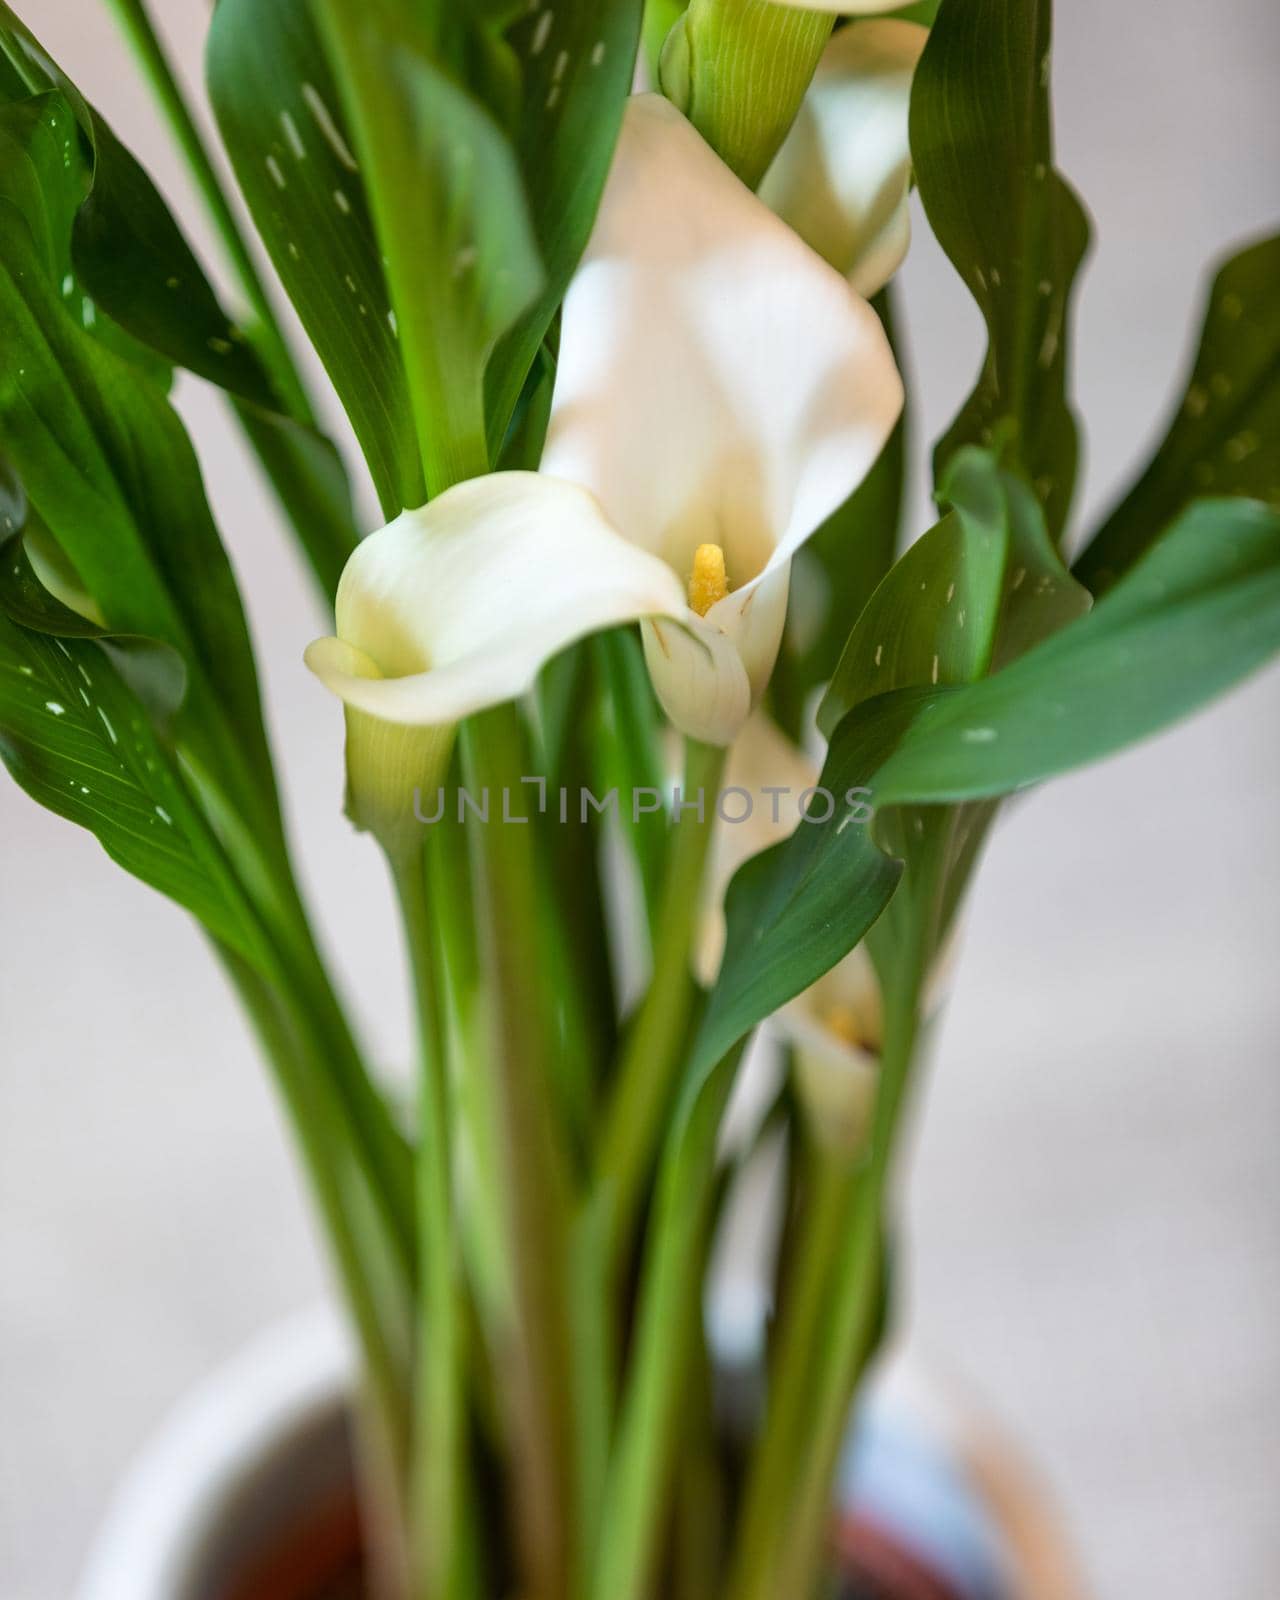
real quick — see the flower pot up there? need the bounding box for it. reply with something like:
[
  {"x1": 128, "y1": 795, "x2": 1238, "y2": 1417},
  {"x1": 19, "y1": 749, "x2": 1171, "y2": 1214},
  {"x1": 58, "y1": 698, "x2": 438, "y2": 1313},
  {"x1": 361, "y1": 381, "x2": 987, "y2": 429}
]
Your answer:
[{"x1": 77, "y1": 1307, "x2": 1086, "y2": 1600}]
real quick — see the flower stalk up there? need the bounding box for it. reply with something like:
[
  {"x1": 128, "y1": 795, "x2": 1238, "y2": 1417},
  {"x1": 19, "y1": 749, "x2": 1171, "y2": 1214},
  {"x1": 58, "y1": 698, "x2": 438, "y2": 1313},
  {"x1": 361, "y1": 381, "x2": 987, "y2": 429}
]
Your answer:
[
  {"x1": 461, "y1": 705, "x2": 580, "y2": 1600},
  {"x1": 596, "y1": 737, "x2": 727, "y2": 1274},
  {"x1": 392, "y1": 839, "x2": 476, "y2": 1600}
]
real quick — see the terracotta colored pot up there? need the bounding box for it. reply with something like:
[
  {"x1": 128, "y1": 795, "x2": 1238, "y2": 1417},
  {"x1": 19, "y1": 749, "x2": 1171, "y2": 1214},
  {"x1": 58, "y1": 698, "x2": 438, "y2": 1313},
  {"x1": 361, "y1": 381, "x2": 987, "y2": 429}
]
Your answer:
[{"x1": 76, "y1": 1308, "x2": 1086, "y2": 1600}]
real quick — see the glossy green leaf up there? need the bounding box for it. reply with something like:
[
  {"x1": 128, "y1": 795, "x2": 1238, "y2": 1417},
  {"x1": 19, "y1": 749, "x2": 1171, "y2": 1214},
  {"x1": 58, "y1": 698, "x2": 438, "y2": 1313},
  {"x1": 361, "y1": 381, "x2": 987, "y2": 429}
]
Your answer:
[
  {"x1": 0, "y1": 526, "x2": 186, "y2": 723},
  {"x1": 1075, "y1": 232, "x2": 1280, "y2": 595},
  {"x1": 869, "y1": 498, "x2": 1280, "y2": 802},
  {"x1": 910, "y1": 0, "x2": 1089, "y2": 538},
  {"x1": 0, "y1": 608, "x2": 266, "y2": 963},
  {"x1": 820, "y1": 448, "x2": 1090, "y2": 736},
  {"x1": 0, "y1": 101, "x2": 279, "y2": 842},
  {"x1": 207, "y1": 0, "x2": 424, "y2": 516},
  {"x1": 660, "y1": 0, "x2": 832, "y2": 188},
  {"x1": 4, "y1": 8, "x2": 358, "y2": 598},
  {"x1": 488, "y1": 0, "x2": 642, "y2": 444},
  {"x1": 314, "y1": 0, "x2": 543, "y2": 494},
  {"x1": 0, "y1": 4, "x2": 277, "y2": 408},
  {"x1": 0, "y1": 84, "x2": 171, "y2": 388}
]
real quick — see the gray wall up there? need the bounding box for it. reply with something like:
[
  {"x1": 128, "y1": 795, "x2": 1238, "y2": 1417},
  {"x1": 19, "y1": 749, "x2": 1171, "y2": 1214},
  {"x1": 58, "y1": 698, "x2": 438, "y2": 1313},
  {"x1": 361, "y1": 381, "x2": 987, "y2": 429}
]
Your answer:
[{"x1": 2, "y1": 3, "x2": 1277, "y2": 1595}]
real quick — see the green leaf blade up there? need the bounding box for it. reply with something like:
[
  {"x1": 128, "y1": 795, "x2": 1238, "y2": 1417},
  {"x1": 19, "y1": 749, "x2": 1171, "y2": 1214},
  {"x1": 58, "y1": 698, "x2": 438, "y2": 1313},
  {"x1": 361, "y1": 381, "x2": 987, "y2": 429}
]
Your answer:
[
  {"x1": 910, "y1": 0, "x2": 1089, "y2": 537},
  {"x1": 488, "y1": 0, "x2": 642, "y2": 446},
  {"x1": 314, "y1": 0, "x2": 544, "y2": 492},
  {"x1": 0, "y1": 6, "x2": 277, "y2": 407},
  {"x1": 0, "y1": 113, "x2": 279, "y2": 841},
  {"x1": 1075, "y1": 232, "x2": 1280, "y2": 594},
  {"x1": 207, "y1": 0, "x2": 424, "y2": 515},
  {"x1": 0, "y1": 612, "x2": 265, "y2": 964},
  {"x1": 875, "y1": 497, "x2": 1280, "y2": 804}
]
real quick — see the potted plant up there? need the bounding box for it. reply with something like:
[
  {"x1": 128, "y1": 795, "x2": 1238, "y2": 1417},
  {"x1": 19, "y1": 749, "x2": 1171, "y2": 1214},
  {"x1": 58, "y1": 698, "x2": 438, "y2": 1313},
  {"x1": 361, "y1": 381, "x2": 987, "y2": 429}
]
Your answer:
[{"x1": 1, "y1": 0, "x2": 1274, "y2": 1597}]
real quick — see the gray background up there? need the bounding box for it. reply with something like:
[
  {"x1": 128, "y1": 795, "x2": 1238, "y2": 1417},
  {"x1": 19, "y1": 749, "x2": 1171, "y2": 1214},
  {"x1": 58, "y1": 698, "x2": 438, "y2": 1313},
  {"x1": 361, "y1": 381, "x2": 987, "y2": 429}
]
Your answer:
[{"x1": 2, "y1": 2, "x2": 1277, "y2": 1596}]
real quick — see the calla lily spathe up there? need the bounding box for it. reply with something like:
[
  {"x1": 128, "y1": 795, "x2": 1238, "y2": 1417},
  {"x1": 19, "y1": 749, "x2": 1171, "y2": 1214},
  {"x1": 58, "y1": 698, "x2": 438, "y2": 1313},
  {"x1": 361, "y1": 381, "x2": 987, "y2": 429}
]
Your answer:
[
  {"x1": 543, "y1": 93, "x2": 903, "y2": 746},
  {"x1": 308, "y1": 92, "x2": 903, "y2": 839},
  {"x1": 305, "y1": 473, "x2": 685, "y2": 853},
  {"x1": 760, "y1": 20, "x2": 929, "y2": 298}
]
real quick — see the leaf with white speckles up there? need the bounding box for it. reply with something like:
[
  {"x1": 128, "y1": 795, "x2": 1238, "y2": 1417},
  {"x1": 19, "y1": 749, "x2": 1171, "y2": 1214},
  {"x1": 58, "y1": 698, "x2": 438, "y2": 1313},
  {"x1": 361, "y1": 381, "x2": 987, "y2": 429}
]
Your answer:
[
  {"x1": 819, "y1": 447, "x2": 1089, "y2": 737},
  {"x1": 207, "y1": 0, "x2": 424, "y2": 515},
  {"x1": 1075, "y1": 233, "x2": 1280, "y2": 595},
  {"x1": 312, "y1": 0, "x2": 543, "y2": 495},
  {"x1": 0, "y1": 4, "x2": 276, "y2": 407},
  {"x1": 0, "y1": 96, "x2": 283, "y2": 857},
  {"x1": 0, "y1": 609, "x2": 268, "y2": 963},
  {"x1": 488, "y1": 0, "x2": 642, "y2": 448},
  {"x1": 910, "y1": 0, "x2": 1089, "y2": 540}
]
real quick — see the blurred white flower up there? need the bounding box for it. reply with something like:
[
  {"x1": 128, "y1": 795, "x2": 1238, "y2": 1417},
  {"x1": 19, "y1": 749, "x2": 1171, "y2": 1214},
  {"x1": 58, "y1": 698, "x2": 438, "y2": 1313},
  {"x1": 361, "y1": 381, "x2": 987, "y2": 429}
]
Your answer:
[{"x1": 760, "y1": 20, "x2": 929, "y2": 298}]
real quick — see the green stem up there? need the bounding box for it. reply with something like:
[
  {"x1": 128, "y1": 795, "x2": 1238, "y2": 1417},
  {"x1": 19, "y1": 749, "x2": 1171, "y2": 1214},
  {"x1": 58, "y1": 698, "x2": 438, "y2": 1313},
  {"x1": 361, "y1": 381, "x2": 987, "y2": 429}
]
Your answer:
[
  {"x1": 220, "y1": 946, "x2": 407, "y2": 1450},
  {"x1": 596, "y1": 738, "x2": 726, "y2": 1273},
  {"x1": 102, "y1": 0, "x2": 312, "y2": 421},
  {"x1": 462, "y1": 705, "x2": 578, "y2": 1600},
  {"x1": 723, "y1": 1141, "x2": 859, "y2": 1600},
  {"x1": 392, "y1": 842, "x2": 474, "y2": 1600},
  {"x1": 587, "y1": 1039, "x2": 746, "y2": 1600},
  {"x1": 726, "y1": 973, "x2": 924, "y2": 1600}
]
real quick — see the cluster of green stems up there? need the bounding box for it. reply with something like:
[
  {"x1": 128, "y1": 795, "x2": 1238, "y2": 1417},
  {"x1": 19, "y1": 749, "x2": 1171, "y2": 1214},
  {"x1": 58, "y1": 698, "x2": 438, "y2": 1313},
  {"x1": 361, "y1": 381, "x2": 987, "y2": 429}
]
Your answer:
[{"x1": 103, "y1": 6, "x2": 933, "y2": 1598}]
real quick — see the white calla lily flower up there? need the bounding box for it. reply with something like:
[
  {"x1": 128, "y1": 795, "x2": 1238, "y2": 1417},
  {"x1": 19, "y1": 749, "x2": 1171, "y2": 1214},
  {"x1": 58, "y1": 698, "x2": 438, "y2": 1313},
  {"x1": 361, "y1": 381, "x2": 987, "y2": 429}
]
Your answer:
[
  {"x1": 780, "y1": 946, "x2": 882, "y2": 1152},
  {"x1": 760, "y1": 20, "x2": 929, "y2": 299},
  {"x1": 305, "y1": 472, "x2": 685, "y2": 855},
  {"x1": 543, "y1": 93, "x2": 903, "y2": 747}
]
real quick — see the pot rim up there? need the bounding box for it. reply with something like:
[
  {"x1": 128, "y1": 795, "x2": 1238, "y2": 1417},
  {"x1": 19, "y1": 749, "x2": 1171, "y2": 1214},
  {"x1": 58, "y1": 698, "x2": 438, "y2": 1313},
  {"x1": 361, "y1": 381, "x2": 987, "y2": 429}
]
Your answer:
[
  {"x1": 76, "y1": 1306, "x2": 354, "y2": 1600},
  {"x1": 77, "y1": 1305, "x2": 1087, "y2": 1600}
]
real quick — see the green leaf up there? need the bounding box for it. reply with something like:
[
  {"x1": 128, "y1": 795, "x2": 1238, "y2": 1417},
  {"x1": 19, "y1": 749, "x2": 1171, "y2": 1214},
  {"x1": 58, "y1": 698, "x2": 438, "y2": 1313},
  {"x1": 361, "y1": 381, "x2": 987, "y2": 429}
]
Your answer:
[
  {"x1": 660, "y1": 0, "x2": 832, "y2": 188},
  {"x1": 870, "y1": 498, "x2": 1280, "y2": 802},
  {"x1": 909, "y1": 0, "x2": 1089, "y2": 538},
  {"x1": 0, "y1": 5, "x2": 277, "y2": 408},
  {"x1": 0, "y1": 102, "x2": 279, "y2": 843},
  {"x1": 1075, "y1": 232, "x2": 1280, "y2": 595},
  {"x1": 0, "y1": 527, "x2": 186, "y2": 725},
  {"x1": 819, "y1": 448, "x2": 1090, "y2": 736},
  {"x1": 0, "y1": 609, "x2": 266, "y2": 964},
  {"x1": 3, "y1": 9, "x2": 358, "y2": 600},
  {"x1": 207, "y1": 0, "x2": 424, "y2": 516},
  {"x1": 314, "y1": 0, "x2": 543, "y2": 494},
  {"x1": 0, "y1": 86, "x2": 171, "y2": 388},
  {"x1": 488, "y1": 0, "x2": 642, "y2": 445}
]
